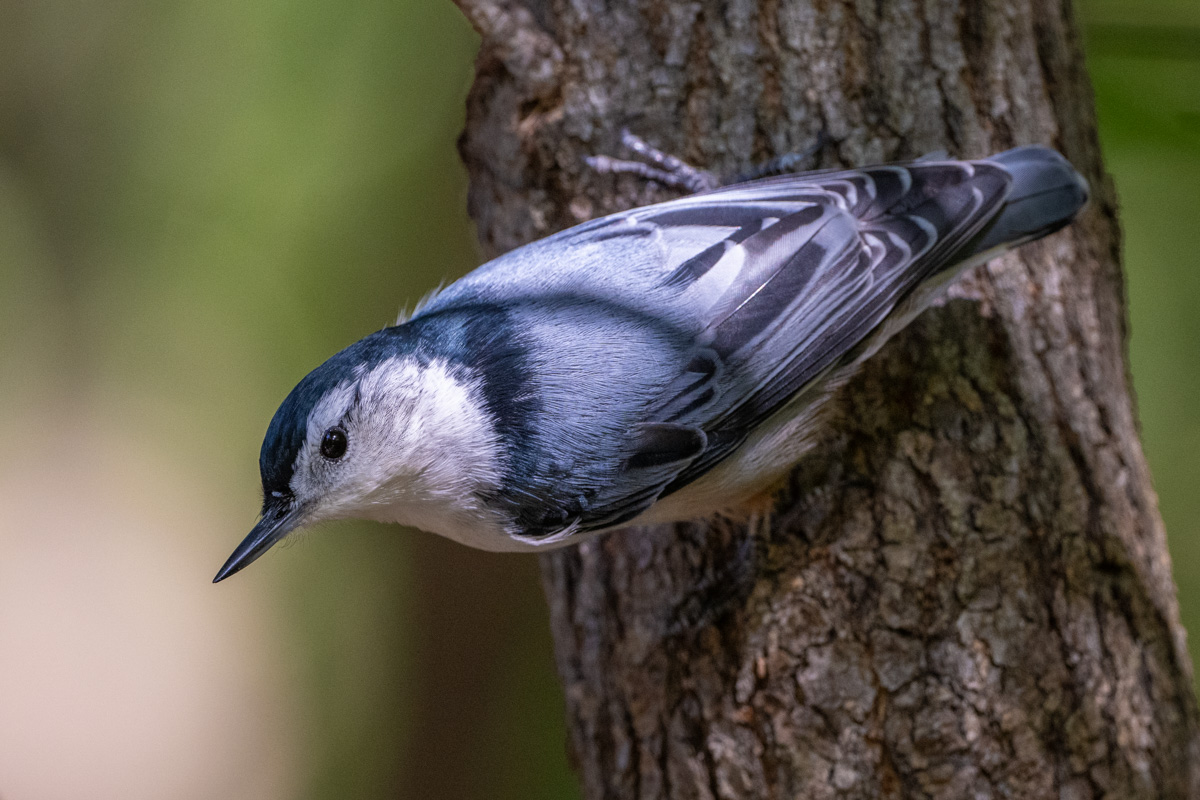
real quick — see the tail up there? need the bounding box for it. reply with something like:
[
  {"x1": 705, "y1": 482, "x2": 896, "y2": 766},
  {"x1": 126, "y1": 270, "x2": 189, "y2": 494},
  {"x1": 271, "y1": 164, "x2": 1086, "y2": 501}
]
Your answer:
[{"x1": 969, "y1": 146, "x2": 1089, "y2": 256}]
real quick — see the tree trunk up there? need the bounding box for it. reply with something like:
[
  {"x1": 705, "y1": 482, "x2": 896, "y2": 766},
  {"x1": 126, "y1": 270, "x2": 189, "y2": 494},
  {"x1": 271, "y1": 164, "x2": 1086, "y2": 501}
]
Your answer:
[{"x1": 452, "y1": 1, "x2": 1200, "y2": 797}]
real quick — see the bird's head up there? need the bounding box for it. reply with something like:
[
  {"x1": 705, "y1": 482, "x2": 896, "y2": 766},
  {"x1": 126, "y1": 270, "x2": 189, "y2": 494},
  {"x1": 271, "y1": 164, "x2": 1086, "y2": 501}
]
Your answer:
[{"x1": 213, "y1": 326, "x2": 505, "y2": 582}]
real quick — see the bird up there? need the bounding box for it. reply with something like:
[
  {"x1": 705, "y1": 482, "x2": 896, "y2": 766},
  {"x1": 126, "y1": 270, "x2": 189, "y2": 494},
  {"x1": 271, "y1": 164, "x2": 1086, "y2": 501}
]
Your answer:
[{"x1": 213, "y1": 143, "x2": 1088, "y2": 582}]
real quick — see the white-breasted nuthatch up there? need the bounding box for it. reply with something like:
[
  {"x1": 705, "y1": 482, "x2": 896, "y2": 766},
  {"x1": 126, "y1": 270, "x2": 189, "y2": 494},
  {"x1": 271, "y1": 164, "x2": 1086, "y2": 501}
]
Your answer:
[{"x1": 214, "y1": 144, "x2": 1087, "y2": 582}]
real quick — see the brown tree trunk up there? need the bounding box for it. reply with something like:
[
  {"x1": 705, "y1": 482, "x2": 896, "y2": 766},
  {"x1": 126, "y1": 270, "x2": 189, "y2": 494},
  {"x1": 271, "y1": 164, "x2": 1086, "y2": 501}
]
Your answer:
[{"x1": 452, "y1": 1, "x2": 1200, "y2": 797}]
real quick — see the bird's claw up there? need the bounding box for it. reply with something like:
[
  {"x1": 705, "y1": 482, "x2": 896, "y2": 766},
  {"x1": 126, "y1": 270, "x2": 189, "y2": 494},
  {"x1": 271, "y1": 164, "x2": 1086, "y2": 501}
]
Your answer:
[
  {"x1": 586, "y1": 129, "x2": 828, "y2": 194},
  {"x1": 585, "y1": 129, "x2": 721, "y2": 194}
]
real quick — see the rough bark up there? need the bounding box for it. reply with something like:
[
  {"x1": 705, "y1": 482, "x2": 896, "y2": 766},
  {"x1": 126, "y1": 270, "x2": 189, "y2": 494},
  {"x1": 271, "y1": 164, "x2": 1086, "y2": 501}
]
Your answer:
[{"x1": 452, "y1": 1, "x2": 1200, "y2": 797}]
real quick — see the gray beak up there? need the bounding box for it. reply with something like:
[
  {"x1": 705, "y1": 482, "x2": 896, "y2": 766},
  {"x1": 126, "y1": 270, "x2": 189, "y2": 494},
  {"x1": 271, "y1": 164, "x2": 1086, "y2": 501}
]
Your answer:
[{"x1": 213, "y1": 500, "x2": 305, "y2": 583}]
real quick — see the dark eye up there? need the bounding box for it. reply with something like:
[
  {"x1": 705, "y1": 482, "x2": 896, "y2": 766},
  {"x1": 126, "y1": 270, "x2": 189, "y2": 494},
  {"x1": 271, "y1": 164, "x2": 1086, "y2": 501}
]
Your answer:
[{"x1": 320, "y1": 427, "x2": 348, "y2": 460}]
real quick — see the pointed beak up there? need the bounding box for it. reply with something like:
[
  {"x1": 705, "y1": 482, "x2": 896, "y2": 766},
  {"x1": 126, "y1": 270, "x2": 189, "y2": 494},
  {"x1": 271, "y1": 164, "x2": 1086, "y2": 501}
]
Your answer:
[{"x1": 213, "y1": 501, "x2": 306, "y2": 583}]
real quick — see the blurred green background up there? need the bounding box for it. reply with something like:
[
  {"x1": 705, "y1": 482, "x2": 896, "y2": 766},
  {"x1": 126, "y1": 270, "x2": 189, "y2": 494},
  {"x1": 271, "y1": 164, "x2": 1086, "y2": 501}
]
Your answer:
[{"x1": 0, "y1": 1, "x2": 1195, "y2": 798}]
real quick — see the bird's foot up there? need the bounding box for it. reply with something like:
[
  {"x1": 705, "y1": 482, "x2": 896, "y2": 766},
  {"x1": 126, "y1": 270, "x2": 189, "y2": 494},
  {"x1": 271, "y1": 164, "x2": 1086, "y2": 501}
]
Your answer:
[
  {"x1": 586, "y1": 129, "x2": 827, "y2": 193},
  {"x1": 586, "y1": 128, "x2": 721, "y2": 193},
  {"x1": 664, "y1": 524, "x2": 759, "y2": 636},
  {"x1": 727, "y1": 134, "x2": 827, "y2": 184}
]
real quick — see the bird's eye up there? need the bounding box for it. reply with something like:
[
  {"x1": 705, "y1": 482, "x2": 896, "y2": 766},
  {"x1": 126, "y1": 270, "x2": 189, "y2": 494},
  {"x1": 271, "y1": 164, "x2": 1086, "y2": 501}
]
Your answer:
[{"x1": 320, "y1": 427, "x2": 348, "y2": 460}]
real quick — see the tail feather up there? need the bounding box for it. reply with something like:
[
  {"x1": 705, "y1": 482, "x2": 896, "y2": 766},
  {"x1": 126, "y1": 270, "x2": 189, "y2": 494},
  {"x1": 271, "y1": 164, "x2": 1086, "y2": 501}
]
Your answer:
[{"x1": 970, "y1": 146, "x2": 1089, "y2": 256}]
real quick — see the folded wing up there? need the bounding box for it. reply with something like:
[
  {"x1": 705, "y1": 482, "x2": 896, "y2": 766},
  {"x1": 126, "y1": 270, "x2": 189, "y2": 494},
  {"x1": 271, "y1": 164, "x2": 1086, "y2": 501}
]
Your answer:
[{"x1": 580, "y1": 158, "x2": 1014, "y2": 527}]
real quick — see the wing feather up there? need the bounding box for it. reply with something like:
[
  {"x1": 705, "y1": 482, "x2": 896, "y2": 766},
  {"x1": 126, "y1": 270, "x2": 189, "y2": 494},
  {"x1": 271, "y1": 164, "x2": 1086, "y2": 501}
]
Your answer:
[
  {"x1": 589, "y1": 158, "x2": 1013, "y2": 522},
  {"x1": 425, "y1": 156, "x2": 1015, "y2": 536}
]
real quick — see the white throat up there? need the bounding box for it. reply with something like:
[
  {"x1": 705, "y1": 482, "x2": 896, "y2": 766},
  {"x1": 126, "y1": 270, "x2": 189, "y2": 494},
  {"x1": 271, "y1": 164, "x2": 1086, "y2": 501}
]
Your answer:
[{"x1": 299, "y1": 357, "x2": 516, "y2": 548}]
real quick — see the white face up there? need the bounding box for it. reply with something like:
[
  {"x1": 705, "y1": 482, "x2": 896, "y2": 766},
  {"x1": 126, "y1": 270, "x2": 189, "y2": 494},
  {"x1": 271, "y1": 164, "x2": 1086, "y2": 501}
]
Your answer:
[{"x1": 285, "y1": 357, "x2": 511, "y2": 543}]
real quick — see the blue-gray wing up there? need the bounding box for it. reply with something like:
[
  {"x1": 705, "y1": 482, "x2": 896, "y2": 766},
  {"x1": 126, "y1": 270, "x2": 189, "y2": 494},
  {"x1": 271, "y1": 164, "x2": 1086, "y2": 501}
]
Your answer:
[
  {"x1": 422, "y1": 156, "x2": 1019, "y2": 537},
  {"x1": 575, "y1": 158, "x2": 1014, "y2": 528}
]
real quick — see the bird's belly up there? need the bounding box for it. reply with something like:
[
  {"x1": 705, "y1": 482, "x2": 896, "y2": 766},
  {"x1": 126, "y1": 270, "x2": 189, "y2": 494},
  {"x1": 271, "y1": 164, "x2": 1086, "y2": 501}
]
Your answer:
[
  {"x1": 367, "y1": 498, "x2": 534, "y2": 553},
  {"x1": 629, "y1": 385, "x2": 840, "y2": 526}
]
